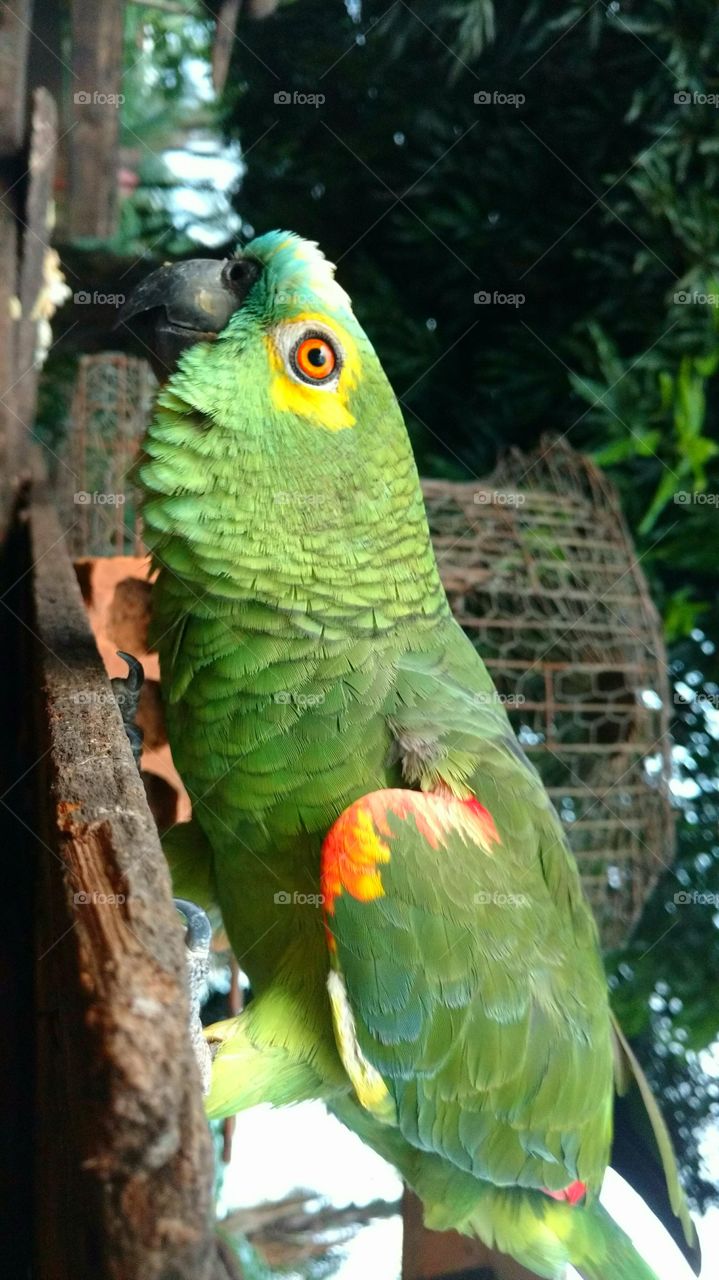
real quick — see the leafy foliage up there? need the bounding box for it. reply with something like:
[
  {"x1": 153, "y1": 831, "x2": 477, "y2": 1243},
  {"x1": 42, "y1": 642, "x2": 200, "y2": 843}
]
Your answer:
[{"x1": 117, "y1": 3, "x2": 226, "y2": 256}]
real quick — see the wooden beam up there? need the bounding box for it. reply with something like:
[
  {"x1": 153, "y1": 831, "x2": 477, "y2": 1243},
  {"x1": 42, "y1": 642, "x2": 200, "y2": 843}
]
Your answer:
[
  {"x1": 15, "y1": 89, "x2": 59, "y2": 440},
  {"x1": 211, "y1": 0, "x2": 241, "y2": 93},
  {"x1": 0, "y1": 0, "x2": 31, "y2": 153},
  {"x1": 68, "y1": 0, "x2": 125, "y2": 239},
  {"x1": 0, "y1": 161, "x2": 19, "y2": 538},
  {"x1": 0, "y1": 83, "x2": 61, "y2": 535},
  {"x1": 29, "y1": 487, "x2": 236, "y2": 1279},
  {"x1": 0, "y1": 0, "x2": 30, "y2": 536}
]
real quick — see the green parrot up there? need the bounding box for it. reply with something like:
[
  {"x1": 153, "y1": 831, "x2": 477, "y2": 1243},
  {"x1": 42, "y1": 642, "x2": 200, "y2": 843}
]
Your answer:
[{"x1": 126, "y1": 232, "x2": 697, "y2": 1280}]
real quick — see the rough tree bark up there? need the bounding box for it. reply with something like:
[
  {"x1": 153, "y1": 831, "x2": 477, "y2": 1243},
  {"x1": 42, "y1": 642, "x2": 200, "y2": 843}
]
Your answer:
[{"x1": 29, "y1": 489, "x2": 239, "y2": 1280}]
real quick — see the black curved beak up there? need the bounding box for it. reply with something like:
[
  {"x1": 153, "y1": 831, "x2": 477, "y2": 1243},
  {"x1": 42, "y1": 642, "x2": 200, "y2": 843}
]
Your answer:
[{"x1": 117, "y1": 256, "x2": 262, "y2": 380}]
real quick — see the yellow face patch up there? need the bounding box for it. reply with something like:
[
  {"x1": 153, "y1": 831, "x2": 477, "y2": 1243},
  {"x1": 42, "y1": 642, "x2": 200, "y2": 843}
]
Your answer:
[{"x1": 265, "y1": 311, "x2": 360, "y2": 432}]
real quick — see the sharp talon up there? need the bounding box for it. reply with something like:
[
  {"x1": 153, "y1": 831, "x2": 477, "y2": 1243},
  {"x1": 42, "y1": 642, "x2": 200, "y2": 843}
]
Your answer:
[
  {"x1": 116, "y1": 651, "x2": 144, "y2": 693},
  {"x1": 111, "y1": 652, "x2": 145, "y2": 767},
  {"x1": 174, "y1": 897, "x2": 212, "y2": 955}
]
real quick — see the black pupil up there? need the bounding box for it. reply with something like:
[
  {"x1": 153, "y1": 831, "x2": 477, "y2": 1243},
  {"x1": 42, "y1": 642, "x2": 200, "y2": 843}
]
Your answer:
[{"x1": 307, "y1": 345, "x2": 327, "y2": 367}]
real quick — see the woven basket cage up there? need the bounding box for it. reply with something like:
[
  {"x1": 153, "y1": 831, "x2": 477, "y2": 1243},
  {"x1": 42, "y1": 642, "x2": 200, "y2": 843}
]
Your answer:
[{"x1": 60, "y1": 355, "x2": 674, "y2": 948}]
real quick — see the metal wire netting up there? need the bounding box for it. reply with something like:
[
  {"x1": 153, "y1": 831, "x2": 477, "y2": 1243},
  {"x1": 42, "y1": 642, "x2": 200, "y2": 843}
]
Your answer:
[
  {"x1": 60, "y1": 353, "x2": 156, "y2": 557},
  {"x1": 423, "y1": 439, "x2": 672, "y2": 946}
]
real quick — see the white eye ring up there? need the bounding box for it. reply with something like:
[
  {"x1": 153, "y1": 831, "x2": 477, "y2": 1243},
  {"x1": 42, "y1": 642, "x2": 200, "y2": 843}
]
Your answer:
[{"x1": 273, "y1": 323, "x2": 344, "y2": 389}]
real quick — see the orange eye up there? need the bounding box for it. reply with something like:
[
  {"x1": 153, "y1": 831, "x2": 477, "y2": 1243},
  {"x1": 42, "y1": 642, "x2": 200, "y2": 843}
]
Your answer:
[{"x1": 292, "y1": 335, "x2": 338, "y2": 383}]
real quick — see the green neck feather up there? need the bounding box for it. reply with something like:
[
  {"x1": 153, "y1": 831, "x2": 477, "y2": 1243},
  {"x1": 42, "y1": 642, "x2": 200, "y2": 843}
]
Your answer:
[{"x1": 140, "y1": 329, "x2": 448, "y2": 636}]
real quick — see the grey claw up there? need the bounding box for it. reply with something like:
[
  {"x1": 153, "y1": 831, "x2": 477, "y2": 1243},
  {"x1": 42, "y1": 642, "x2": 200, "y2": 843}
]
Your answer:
[
  {"x1": 174, "y1": 897, "x2": 212, "y2": 956},
  {"x1": 116, "y1": 650, "x2": 144, "y2": 694},
  {"x1": 174, "y1": 897, "x2": 212, "y2": 1093},
  {"x1": 111, "y1": 651, "x2": 145, "y2": 767}
]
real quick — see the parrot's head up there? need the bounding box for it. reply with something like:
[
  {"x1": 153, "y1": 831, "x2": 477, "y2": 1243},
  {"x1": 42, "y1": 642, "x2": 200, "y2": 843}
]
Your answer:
[
  {"x1": 124, "y1": 230, "x2": 395, "y2": 434},
  {"x1": 127, "y1": 231, "x2": 436, "y2": 600}
]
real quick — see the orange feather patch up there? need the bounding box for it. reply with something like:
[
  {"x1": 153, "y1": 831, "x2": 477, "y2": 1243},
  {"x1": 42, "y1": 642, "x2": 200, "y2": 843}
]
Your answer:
[
  {"x1": 322, "y1": 803, "x2": 391, "y2": 922},
  {"x1": 321, "y1": 789, "x2": 500, "y2": 926}
]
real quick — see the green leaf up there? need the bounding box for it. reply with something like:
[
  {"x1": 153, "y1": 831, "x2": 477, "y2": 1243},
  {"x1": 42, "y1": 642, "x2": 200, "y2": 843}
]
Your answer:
[
  {"x1": 638, "y1": 468, "x2": 683, "y2": 534},
  {"x1": 663, "y1": 589, "x2": 708, "y2": 643}
]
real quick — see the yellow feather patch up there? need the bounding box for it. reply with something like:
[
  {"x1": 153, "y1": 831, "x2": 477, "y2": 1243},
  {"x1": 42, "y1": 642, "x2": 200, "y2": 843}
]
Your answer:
[
  {"x1": 327, "y1": 971, "x2": 396, "y2": 1124},
  {"x1": 265, "y1": 311, "x2": 360, "y2": 432}
]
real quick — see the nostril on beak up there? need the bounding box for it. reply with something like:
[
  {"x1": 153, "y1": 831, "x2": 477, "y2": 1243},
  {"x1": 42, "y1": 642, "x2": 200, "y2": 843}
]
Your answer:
[{"x1": 221, "y1": 257, "x2": 262, "y2": 295}]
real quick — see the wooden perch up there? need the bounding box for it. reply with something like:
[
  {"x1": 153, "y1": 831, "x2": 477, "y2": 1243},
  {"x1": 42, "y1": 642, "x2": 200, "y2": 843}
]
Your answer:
[
  {"x1": 0, "y1": 0, "x2": 31, "y2": 154},
  {"x1": 28, "y1": 488, "x2": 239, "y2": 1279}
]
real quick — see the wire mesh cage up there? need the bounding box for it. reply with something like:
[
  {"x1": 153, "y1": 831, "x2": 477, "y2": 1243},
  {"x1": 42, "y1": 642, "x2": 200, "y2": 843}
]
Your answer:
[
  {"x1": 423, "y1": 438, "x2": 673, "y2": 947},
  {"x1": 59, "y1": 353, "x2": 156, "y2": 557},
  {"x1": 60, "y1": 358, "x2": 673, "y2": 948}
]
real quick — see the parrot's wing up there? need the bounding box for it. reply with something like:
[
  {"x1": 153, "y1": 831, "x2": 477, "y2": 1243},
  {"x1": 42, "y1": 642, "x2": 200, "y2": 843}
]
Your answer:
[{"x1": 321, "y1": 787, "x2": 614, "y2": 1197}]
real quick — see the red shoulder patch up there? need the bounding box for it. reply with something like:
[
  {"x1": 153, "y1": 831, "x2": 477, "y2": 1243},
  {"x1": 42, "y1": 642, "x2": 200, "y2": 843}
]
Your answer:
[{"x1": 542, "y1": 1180, "x2": 587, "y2": 1206}]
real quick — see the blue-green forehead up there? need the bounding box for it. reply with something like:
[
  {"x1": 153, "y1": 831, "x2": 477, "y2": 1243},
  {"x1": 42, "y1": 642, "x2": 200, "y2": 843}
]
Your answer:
[{"x1": 236, "y1": 230, "x2": 357, "y2": 325}]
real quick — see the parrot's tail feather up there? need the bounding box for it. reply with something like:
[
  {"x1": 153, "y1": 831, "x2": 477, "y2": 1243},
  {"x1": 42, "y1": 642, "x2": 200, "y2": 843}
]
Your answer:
[
  {"x1": 565, "y1": 1202, "x2": 663, "y2": 1280},
  {"x1": 427, "y1": 1185, "x2": 663, "y2": 1280}
]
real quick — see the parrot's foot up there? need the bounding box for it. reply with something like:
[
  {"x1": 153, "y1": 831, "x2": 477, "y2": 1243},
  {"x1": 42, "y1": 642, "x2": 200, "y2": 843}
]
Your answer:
[
  {"x1": 175, "y1": 897, "x2": 212, "y2": 1093},
  {"x1": 111, "y1": 651, "x2": 144, "y2": 766}
]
